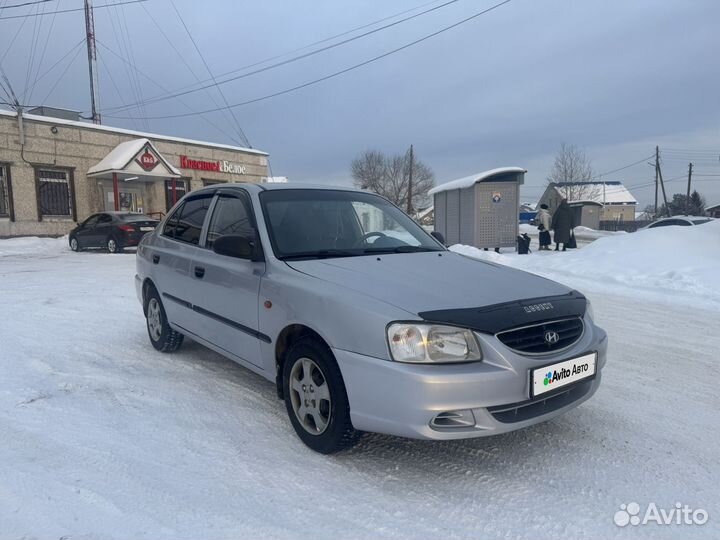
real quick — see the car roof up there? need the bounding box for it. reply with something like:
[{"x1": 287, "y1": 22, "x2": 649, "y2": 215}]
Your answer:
[{"x1": 189, "y1": 182, "x2": 361, "y2": 197}]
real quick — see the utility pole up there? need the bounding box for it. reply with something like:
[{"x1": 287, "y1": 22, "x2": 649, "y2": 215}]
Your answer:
[
  {"x1": 654, "y1": 145, "x2": 659, "y2": 217},
  {"x1": 686, "y1": 162, "x2": 693, "y2": 215},
  {"x1": 84, "y1": 0, "x2": 101, "y2": 124},
  {"x1": 656, "y1": 149, "x2": 669, "y2": 217},
  {"x1": 406, "y1": 144, "x2": 414, "y2": 215}
]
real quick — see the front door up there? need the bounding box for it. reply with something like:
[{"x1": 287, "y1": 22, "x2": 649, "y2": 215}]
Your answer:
[
  {"x1": 189, "y1": 190, "x2": 265, "y2": 366},
  {"x1": 75, "y1": 214, "x2": 100, "y2": 248}
]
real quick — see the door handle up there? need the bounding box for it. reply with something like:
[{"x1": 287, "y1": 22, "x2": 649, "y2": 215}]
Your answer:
[
  {"x1": 152, "y1": 254, "x2": 160, "y2": 264},
  {"x1": 194, "y1": 266, "x2": 205, "y2": 278}
]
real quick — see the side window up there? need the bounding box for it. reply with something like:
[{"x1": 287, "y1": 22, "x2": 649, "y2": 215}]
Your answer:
[
  {"x1": 82, "y1": 214, "x2": 100, "y2": 228},
  {"x1": 162, "y1": 203, "x2": 184, "y2": 239},
  {"x1": 174, "y1": 196, "x2": 212, "y2": 245},
  {"x1": 206, "y1": 194, "x2": 255, "y2": 249},
  {"x1": 98, "y1": 214, "x2": 113, "y2": 224}
]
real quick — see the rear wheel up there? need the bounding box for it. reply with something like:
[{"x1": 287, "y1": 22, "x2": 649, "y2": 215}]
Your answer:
[
  {"x1": 283, "y1": 337, "x2": 358, "y2": 453},
  {"x1": 107, "y1": 236, "x2": 122, "y2": 253},
  {"x1": 145, "y1": 288, "x2": 184, "y2": 352},
  {"x1": 69, "y1": 236, "x2": 80, "y2": 252}
]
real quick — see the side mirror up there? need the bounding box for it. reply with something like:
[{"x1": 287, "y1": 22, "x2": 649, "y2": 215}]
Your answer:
[
  {"x1": 212, "y1": 234, "x2": 262, "y2": 261},
  {"x1": 430, "y1": 231, "x2": 445, "y2": 245}
]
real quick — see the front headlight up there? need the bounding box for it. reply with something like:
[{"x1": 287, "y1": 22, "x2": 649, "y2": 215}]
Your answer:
[
  {"x1": 585, "y1": 298, "x2": 595, "y2": 321},
  {"x1": 387, "y1": 323, "x2": 482, "y2": 363}
]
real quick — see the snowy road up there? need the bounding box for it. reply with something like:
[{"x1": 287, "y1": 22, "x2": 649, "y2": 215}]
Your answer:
[{"x1": 0, "y1": 239, "x2": 718, "y2": 539}]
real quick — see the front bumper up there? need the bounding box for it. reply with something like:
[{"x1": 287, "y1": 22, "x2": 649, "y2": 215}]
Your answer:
[{"x1": 334, "y1": 318, "x2": 607, "y2": 440}]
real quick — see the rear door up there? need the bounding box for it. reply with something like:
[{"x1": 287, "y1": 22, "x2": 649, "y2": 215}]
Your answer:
[
  {"x1": 92, "y1": 213, "x2": 114, "y2": 246},
  {"x1": 153, "y1": 194, "x2": 214, "y2": 334},
  {"x1": 189, "y1": 190, "x2": 265, "y2": 366}
]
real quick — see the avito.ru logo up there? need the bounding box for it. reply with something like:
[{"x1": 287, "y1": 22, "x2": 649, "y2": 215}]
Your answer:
[{"x1": 614, "y1": 502, "x2": 709, "y2": 527}]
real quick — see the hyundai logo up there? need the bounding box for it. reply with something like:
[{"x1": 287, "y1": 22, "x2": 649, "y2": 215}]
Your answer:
[{"x1": 544, "y1": 330, "x2": 560, "y2": 345}]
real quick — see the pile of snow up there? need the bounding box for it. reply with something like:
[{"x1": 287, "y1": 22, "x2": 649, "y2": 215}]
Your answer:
[
  {"x1": 453, "y1": 220, "x2": 720, "y2": 306},
  {"x1": 0, "y1": 236, "x2": 68, "y2": 257}
]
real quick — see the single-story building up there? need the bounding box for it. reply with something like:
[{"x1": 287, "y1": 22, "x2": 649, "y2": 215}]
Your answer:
[
  {"x1": 0, "y1": 107, "x2": 269, "y2": 238},
  {"x1": 705, "y1": 203, "x2": 720, "y2": 218},
  {"x1": 537, "y1": 181, "x2": 637, "y2": 222},
  {"x1": 414, "y1": 205, "x2": 434, "y2": 226}
]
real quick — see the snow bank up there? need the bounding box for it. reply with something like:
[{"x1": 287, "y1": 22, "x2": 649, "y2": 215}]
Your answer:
[
  {"x1": 453, "y1": 220, "x2": 720, "y2": 305},
  {"x1": 519, "y1": 223, "x2": 625, "y2": 240},
  {"x1": 0, "y1": 236, "x2": 68, "y2": 257}
]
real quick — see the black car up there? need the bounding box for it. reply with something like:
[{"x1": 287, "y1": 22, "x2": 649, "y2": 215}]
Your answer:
[{"x1": 69, "y1": 212, "x2": 159, "y2": 253}]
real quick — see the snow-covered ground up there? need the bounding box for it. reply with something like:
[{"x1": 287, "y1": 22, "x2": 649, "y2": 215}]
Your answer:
[{"x1": 1, "y1": 226, "x2": 719, "y2": 539}]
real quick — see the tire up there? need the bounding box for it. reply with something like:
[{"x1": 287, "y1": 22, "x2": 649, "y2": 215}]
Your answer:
[
  {"x1": 107, "y1": 236, "x2": 122, "y2": 253},
  {"x1": 282, "y1": 337, "x2": 359, "y2": 454},
  {"x1": 145, "y1": 287, "x2": 184, "y2": 353},
  {"x1": 69, "y1": 236, "x2": 80, "y2": 252}
]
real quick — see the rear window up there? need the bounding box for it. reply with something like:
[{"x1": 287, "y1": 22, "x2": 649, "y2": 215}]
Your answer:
[
  {"x1": 118, "y1": 213, "x2": 152, "y2": 222},
  {"x1": 692, "y1": 219, "x2": 711, "y2": 225},
  {"x1": 162, "y1": 196, "x2": 212, "y2": 245}
]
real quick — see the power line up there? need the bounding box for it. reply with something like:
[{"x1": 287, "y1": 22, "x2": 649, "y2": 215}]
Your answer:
[
  {"x1": 101, "y1": 0, "x2": 464, "y2": 114},
  {"x1": 101, "y1": 0, "x2": 456, "y2": 114},
  {"x1": 169, "y1": 0, "x2": 251, "y2": 148},
  {"x1": 40, "y1": 42, "x2": 82, "y2": 104},
  {"x1": 592, "y1": 155, "x2": 654, "y2": 179},
  {"x1": 96, "y1": 40, "x2": 250, "y2": 145},
  {"x1": 0, "y1": 0, "x2": 54, "y2": 9},
  {"x1": 104, "y1": 0, "x2": 513, "y2": 120},
  {"x1": 0, "y1": 0, "x2": 147, "y2": 21}
]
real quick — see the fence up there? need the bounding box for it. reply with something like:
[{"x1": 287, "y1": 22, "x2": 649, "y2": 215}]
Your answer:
[{"x1": 599, "y1": 220, "x2": 652, "y2": 233}]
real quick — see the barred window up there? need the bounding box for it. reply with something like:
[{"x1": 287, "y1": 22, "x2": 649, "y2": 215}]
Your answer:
[
  {"x1": 38, "y1": 169, "x2": 72, "y2": 217},
  {"x1": 0, "y1": 165, "x2": 9, "y2": 217}
]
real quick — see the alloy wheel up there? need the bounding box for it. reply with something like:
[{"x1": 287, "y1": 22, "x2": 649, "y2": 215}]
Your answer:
[
  {"x1": 107, "y1": 238, "x2": 117, "y2": 253},
  {"x1": 289, "y1": 357, "x2": 332, "y2": 435},
  {"x1": 147, "y1": 298, "x2": 162, "y2": 342},
  {"x1": 70, "y1": 238, "x2": 78, "y2": 251}
]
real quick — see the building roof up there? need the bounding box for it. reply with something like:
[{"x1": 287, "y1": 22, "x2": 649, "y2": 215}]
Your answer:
[
  {"x1": 705, "y1": 202, "x2": 720, "y2": 211},
  {"x1": 429, "y1": 167, "x2": 526, "y2": 195},
  {"x1": 0, "y1": 108, "x2": 268, "y2": 156},
  {"x1": 550, "y1": 181, "x2": 637, "y2": 205},
  {"x1": 88, "y1": 138, "x2": 181, "y2": 178}
]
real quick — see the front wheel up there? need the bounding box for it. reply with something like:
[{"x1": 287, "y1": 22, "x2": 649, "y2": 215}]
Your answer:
[
  {"x1": 283, "y1": 337, "x2": 358, "y2": 453},
  {"x1": 145, "y1": 288, "x2": 184, "y2": 352},
  {"x1": 69, "y1": 236, "x2": 80, "y2": 252}
]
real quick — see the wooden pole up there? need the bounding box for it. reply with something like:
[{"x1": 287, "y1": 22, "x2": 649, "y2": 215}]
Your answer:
[
  {"x1": 654, "y1": 145, "x2": 659, "y2": 217},
  {"x1": 406, "y1": 144, "x2": 414, "y2": 215},
  {"x1": 686, "y1": 162, "x2": 693, "y2": 215}
]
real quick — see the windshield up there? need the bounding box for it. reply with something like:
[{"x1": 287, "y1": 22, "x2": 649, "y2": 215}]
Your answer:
[{"x1": 259, "y1": 189, "x2": 444, "y2": 260}]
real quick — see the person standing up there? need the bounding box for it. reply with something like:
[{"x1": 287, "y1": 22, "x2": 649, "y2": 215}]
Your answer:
[
  {"x1": 537, "y1": 204, "x2": 552, "y2": 250},
  {"x1": 551, "y1": 199, "x2": 575, "y2": 251}
]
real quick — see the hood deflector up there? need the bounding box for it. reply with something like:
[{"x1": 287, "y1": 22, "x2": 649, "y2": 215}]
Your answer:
[{"x1": 418, "y1": 291, "x2": 587, "y2": 335}]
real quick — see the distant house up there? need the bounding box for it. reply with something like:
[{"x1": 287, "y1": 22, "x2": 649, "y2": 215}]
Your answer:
[
  {"x1": 538, "y1": 181, "x2": 638, "y2": 222},
  {"x1": 414, "y1": 205, "x2": 434, "y2": 226},
  {"x1": 705, "y1": 203, "x2": 720, "y2": 218}
]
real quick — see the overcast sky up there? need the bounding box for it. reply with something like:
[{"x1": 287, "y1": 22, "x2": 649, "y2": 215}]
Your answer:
[{"x1": 1, "y1": 0, "x2": 719, "y2": 208}]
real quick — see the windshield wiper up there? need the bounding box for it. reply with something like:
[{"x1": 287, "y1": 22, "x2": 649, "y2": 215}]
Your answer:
[
  {"x1": 363, "y1": 245, "x2": 443, "y2": 254},
  {"x1": 280, "y1": 249, "x2": 360, "y2": 260}
]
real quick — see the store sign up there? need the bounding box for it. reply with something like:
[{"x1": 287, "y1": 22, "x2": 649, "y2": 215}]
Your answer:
[
  {"x1": 180, "y1": 155, "x2": 246, "y2": 175},
  {"x1": 136, "y1": 146, "x2": 160, "y2": 171},
  {"x1": 492, "y1": 192, "x2": 502, "y2": 203}
]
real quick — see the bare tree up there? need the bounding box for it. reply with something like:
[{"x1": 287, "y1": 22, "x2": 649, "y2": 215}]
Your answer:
[
  {"x1": 351, "y1": 148, "x2": 434, "y2": 211},
  {"x1": 546, "y1": 143, "x2": 599, "y2": 201}
]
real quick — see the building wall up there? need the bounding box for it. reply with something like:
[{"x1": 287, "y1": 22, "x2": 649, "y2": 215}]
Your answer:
[
  {"x1": 0, "y1": 114, "x2": 269, "y2": 237},
  {"x1": 600, "y1": 205, "x2": 635, "y2": 221}
]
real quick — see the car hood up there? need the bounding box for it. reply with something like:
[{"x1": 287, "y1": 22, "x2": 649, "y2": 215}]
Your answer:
[{"x1": 286, "y1": 251, "x2": 573, "y2": 314}]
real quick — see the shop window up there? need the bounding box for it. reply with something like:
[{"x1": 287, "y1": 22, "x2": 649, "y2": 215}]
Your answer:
[
  {"x1": 36, "y1": 168, "x2": 74, "y2": 218},
  {"x1": 165, "y1": 179, "x2": 188, "y2": 211},
  {"x1": 0, "y1": 164, "x2": 13, "y2": 219}
]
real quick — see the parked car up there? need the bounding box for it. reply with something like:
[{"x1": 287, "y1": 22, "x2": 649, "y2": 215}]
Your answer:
[
  {"x1": 643, "y1": 216, "x2": 714, "y2": 229},
  {"x1": 70, "y1": 212, "x2": 159, "y2": 253},
  {"x1": 135, "y1": 184, "x2": 608, "y2": 453}
]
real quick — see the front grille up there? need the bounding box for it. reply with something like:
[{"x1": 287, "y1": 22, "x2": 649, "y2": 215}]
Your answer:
[
  {"x1": 496, "y1": 317, "x2": 584, "y2": 354},
  {"x1": 488, "y1": 379, "x2": 594, "y2": 423}
]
